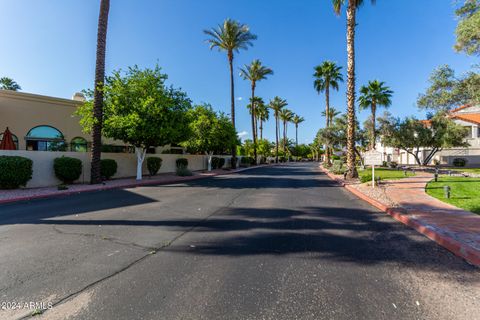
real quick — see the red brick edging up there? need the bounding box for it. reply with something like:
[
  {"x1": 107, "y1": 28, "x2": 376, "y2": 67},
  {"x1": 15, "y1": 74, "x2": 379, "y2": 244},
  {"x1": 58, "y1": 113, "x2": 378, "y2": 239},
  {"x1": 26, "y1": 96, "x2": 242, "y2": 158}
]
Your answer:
[{"x1": 320, "y1": 166, "x2": 480, "y2": 267}]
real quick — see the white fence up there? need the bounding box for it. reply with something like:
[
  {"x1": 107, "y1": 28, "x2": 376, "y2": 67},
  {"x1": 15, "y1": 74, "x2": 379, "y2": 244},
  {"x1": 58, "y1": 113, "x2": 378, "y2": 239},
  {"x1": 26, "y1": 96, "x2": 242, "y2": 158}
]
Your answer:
[{"x1": 0, "y1": 150, "x2": 232, "y2": 188}]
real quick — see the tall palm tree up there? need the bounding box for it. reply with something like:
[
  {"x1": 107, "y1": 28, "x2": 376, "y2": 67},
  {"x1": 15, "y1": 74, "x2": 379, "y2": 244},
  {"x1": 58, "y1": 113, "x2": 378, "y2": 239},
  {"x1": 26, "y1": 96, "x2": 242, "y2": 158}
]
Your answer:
[
  {"x1": 268, "y1": 97, "x2": 288, "y2": 163},
  {"x1": 279, "y1": 108, "x2": 294, "y2": 156},
  {"x1": 246, "y1": 96, "x2": 265, "y2": 138},
  {"x1": 314, "y1": 61, "x2": 343, "y2": 165},
  {"x1": 292, "y1": 115, "x2": 305, "y2": 147},
  {"x1": 321, "y1": 107, "x2": 342, "y2": 126},
  {"x1": 332, "y1": 0, "x2": 376, "y2": 179},
  {"x1": 358, "y1": 80, "x2": 393, "y2": 149},
  {"x1": 90, "y1": 0, "x2": 110, "y2": 184},
  {"x1": 204, "y1": 19, "x2": 257, "y2": 168},
  {"x1": 256, "y1": 101, "x2": 270, "y2": 140},
  {"x1": 0, "y1": 77, "x2": 21, "y2": 91},
  {"x1": 240, "y1": 59, "x2": 273, "y2": 163}
]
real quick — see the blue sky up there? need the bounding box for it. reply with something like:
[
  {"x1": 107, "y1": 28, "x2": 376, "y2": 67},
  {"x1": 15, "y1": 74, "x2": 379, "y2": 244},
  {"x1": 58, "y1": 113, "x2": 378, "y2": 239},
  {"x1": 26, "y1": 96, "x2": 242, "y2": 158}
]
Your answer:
[{"x1": 0, "y1": 0, "x2": 476, "y2": 144}]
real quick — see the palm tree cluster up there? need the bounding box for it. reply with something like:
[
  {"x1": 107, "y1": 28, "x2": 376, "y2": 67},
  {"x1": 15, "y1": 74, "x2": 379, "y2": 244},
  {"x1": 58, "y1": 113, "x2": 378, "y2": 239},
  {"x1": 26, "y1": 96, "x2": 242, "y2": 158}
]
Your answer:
[
  {"x1": 205, "y1": 19, "x2": 305, "y2": 164},
  {"x1": 312, "y1": 0, "x2": 393, "y2": 179}
]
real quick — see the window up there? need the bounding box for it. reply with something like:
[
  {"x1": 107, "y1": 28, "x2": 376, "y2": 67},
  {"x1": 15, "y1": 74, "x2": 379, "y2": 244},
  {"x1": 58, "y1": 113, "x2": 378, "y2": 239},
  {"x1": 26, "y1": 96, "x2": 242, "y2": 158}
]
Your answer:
[
  {"x1": 0, "y1": 133, "x2": 19, "y2": 150},
  {"x1": 26, "y1": 125, "x2": 66, "y2": 151},
  {"x1": 70, "y1": 137, "x2": 88, "y2": 152}
]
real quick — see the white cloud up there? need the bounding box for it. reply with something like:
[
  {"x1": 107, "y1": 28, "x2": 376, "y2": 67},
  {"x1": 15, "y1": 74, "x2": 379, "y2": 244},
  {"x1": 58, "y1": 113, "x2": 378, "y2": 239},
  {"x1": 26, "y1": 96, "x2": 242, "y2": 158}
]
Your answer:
[
  {"x1": 236, "y1": 97, "x2": 243, "y2": 101},
  {"x1": 237, "y1": 130, "x2": 248, "y2": 138}
]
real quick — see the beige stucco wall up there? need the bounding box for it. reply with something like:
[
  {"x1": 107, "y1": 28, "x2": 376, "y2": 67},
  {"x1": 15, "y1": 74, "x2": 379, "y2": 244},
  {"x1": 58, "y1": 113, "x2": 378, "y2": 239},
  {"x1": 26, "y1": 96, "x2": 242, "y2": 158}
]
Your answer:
[
  {"x1": 0, "y1": 150, "x2": 232, "y2": 188},
  {"x1": 0, "y1": 90, "x2": 123, "y2": 149}
]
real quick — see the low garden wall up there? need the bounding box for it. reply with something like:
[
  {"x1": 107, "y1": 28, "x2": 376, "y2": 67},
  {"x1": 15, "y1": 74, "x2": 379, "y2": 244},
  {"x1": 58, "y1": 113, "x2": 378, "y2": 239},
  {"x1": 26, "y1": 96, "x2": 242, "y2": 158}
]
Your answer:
[{"x1": 0, "y1": 150, "x2": 232, "y2": 188}]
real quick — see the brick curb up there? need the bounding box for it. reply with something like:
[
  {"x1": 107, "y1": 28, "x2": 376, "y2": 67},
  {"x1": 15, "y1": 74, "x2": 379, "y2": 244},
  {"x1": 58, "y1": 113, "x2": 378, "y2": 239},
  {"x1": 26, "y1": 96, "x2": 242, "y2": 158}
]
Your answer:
[
  {"x1": 0, "y1": 165, "x2": 268, "y2": 206},
  {"x1": 319, "y1": 165, "x2": 480, "y2": 267}
]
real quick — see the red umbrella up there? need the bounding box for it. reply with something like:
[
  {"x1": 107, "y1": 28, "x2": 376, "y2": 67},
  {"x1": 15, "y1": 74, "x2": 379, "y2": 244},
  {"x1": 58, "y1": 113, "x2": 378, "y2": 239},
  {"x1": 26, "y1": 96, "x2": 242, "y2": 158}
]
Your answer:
[{"x1": 0, "y1": 127, "x2": 16, "y2": 150}]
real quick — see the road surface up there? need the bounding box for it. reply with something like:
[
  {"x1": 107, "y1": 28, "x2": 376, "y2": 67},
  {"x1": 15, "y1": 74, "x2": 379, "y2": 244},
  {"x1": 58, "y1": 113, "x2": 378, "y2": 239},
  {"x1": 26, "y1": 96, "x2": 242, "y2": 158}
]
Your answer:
[{"x1": 0, "y1": 163, "x2": 478, "y2": 320}]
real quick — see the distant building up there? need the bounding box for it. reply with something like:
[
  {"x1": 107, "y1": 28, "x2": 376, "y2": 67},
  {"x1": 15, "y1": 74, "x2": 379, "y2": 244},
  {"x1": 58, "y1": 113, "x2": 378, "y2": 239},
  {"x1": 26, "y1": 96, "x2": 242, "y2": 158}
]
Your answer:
[{"x1": 376, "y1": 104, "x2": 480, "y2": 166}]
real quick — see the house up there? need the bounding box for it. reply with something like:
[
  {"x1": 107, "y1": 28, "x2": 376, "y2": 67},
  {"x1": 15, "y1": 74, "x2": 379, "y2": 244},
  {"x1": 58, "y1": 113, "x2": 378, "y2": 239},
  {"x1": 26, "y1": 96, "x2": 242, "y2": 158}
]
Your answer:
[
  {"x1": 0, "y1": 89, "x2": 182, "y2": 154},
  {"x1": 376, "y1": 104, "x2": 480, "y2": 166}
]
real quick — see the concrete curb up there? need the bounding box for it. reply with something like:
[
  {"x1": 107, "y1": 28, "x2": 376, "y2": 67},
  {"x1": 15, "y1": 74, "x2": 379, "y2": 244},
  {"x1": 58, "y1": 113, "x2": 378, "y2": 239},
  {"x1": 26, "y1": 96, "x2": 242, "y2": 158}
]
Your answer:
[
  {"x1": 319, "y1": 165, "x2": 480, "y2": 267},
  {"x1": 0, "y1": 165, "x2": 267, "y2": 205}
]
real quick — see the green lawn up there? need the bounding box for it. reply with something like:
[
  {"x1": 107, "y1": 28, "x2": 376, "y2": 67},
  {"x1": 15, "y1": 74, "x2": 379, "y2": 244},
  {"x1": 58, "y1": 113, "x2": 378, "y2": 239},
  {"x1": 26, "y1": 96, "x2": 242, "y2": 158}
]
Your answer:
[
  {"x1": 426, "y1": 177, "x2": 480, "y2": 214},
  {"x1": 451, "y1": 168, "x2": 480, "y2": 174},
  {"x1": 357, "y1": 167, "x2": 415, "y2": 181}
]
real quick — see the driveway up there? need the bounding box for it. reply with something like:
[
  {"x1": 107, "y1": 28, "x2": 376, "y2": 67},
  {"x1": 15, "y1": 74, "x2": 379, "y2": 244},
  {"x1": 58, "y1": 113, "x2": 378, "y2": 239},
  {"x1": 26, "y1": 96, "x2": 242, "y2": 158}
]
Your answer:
[{"x1": 0, "y1": 163, "x2": 478, "y2": 320}]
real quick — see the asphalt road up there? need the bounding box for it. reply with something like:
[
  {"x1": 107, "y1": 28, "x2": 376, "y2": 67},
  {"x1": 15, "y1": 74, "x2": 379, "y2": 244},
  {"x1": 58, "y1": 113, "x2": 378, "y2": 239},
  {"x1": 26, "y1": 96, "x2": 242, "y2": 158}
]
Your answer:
[{"x1": 0, "y1": 163, "x2": 478, "y2": 320}]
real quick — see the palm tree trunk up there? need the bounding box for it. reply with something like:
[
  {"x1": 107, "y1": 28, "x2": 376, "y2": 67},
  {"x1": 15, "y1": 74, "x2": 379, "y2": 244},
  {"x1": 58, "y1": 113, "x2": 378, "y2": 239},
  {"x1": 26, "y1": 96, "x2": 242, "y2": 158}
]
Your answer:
[
  {"x1": 325, "y1": 82, "x2": 331, "y2": 166},
  {"x1": 371, "y1": 102, "x2": 376, "y2": 150},
  {"x1": 283, "y1": 120, "x2": 286, "y2": 156},
  {"x1": 251, "y1": 83, "x2": 257, "y2": 163},
  {"x1": 228, "y1": 51, "x2": 237, "y2": 169},
  {"x1": 295, "y1": 124, "x2": 298, "y2": 147},
  {"x1": 260, "y1": 120, "x2": 263, "y2": 140},
  {"x1": 275, "y1": 115, "x2": 279, "y2": 163},
  {"x1": 345, "y1": 0, "x2": 358, "y2": 179},
  {"x1": 90, "y1": 0, "x2": 110, "y2": 184}
]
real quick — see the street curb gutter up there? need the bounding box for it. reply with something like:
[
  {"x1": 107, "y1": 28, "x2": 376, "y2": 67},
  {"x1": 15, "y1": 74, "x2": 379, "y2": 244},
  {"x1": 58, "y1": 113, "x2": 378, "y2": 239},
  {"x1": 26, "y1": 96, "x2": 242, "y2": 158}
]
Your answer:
[
  {"x1": 320, "y1": 166, "x2": 480, "y2": 267},
  {"x1": 0, "y1": 165, "x2": 268, "y2": 206}
]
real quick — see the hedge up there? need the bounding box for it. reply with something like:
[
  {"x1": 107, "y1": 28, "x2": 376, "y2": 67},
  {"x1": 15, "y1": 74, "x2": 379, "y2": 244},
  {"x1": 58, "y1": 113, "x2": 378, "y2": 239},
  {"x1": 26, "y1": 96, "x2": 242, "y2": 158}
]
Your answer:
[
  {"x1": 211, "y1": 157, "x2": 226, "y2": 169},
  {"x1": 54, "y1": 156, "x2": 82, "y2": 184},
  {"x1": 100, "y1": 159, "x2": 117, "y2": 180},
  {"x1": 176, "y1": 158, "x2": 188, "y2": 169},
  {"x1": 147, "y1": 157, "x2": 162, "y2": 176},
  {"x1": 0, "y1": 156, "x2": 33, "y2": 189}
]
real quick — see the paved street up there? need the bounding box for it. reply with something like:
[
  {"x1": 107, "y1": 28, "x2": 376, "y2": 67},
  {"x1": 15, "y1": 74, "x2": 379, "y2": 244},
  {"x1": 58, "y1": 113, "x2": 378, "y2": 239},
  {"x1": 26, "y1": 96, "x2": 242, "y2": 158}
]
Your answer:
[{"x1": 0, "y1": 163, "x2": 478, "y2": 320}]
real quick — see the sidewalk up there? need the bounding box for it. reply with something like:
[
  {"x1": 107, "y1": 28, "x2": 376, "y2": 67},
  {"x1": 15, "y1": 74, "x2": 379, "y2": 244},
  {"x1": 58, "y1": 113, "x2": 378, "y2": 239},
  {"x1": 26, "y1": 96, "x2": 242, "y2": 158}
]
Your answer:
[
  {"x1": 0, "y1": 165, "x2": 264, "y2": 205},
  {"x1": 320, "y1": 166, "x2": 480, "y2": 267}
]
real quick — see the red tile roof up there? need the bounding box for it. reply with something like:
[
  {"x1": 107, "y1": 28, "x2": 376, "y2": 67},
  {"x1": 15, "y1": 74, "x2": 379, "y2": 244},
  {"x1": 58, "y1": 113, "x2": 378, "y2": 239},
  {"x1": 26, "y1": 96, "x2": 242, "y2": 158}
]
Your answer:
[{"x1": 452, "y1": 113, "x2": 480, "y2": 125}]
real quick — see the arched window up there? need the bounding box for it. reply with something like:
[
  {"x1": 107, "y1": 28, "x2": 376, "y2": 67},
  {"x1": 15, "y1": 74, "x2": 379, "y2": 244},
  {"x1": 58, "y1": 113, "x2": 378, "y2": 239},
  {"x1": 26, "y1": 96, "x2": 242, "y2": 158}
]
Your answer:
[
  {"x1": 26, "y1": 125, "x2": 66, "y2": 151},
  {"x1": 0, "y1": 133, "x2": 19, "y2": 150},
  {"x1": 70, "y1": 137, "x2": 88, "y2": 152}
]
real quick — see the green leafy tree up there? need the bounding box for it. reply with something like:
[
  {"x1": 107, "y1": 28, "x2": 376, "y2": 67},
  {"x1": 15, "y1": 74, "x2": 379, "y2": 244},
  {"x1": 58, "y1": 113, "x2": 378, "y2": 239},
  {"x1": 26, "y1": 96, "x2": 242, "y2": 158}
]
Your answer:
[
  {"x1": 268, "y1": 96, "x2": 288, "y2": 162},
  {"x1": 358, "y1": 80, "x2": 393, "y2": 149},
  {"x1": 240, "y1": 59, "x2": 274, "y2": 163},
  {"x1": 321, "y1": 107, "x2": 341, "y2": 126},
  {"x1": 204, "y1": 19, "x2": 257, "y2": 168},
  {"x1": 257, "y1": 139, "x2": 274, "y2": 158},
  {"x1": 378, "y1": 112, "x2": 469, "y2": 166},
  {"x1": 291, "y1": 115, "x2": 305, "y2": 147},
  {"x1": 0, "y1": 77, "x2": 21, "y2": 91},
  {"x1": 77, "y1": 65, "x2": 191, "y2": 180},
  {"x1": 314, "y1": 61, "x2": 343, "y2": 165},
  {"x1": 181, "y1": 104, "x2": 237, "y2": 171},
  {"x1": 255, "y1": 100, "x2": 270, "y2": 140},
  {"x1": 90, "y1": 0, "x2": 110, "y2": 184},
  {"x1": 246, "y1": 96, "x2": 265, "y2": 139},
  {"x1": 279, "y1": 108, "x2": 294, "y2": 157},
  {"x1": 455, "y1": 0, "x2": 480, "y2": 56},
  {"x1": 417, "y1": 65, "x2": 479, "y2": 111},
  {"x1": 332, "y1": 0, "x2": 377, "y2": 178}
]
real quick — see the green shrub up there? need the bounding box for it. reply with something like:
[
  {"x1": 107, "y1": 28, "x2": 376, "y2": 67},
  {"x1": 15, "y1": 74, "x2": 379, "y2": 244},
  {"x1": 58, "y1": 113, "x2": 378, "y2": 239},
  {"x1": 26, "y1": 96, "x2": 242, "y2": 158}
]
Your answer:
[
  {"x1": 331, "y1": 154, "x2": 341, "y2": 160},
  {"x1": 100, "y1": 159, "x2": 117, "y2": 180},
  {"x1": 147, "y1": 157, "x2": 162, "y2": 176},
  {"x1": 0, "y1": 156, "x2": 33, "y2": 189},
  {"x1": 211, "y1": 157, "x2": 220, "y2": 169},
  {"x1": 176, "y1": 166, "x2": 193, "y2": 176},
  {"x1": 176, "y1": 158, "x2": 188, "y2": 169},
  {"x1": 54, "y1": 156, "x2": 82, "y2": 184},
  {"x1": 360, "y1": 173, "x2": 381, "y2": 184},
  {"x1": 388, "y1": 161, "x2": 398, "y2": 169},
  {"x1": 278, "y1": 156, "x2": 286, "y2": 163},
  {"x1": 332, "y1": 160, "x2": 344, "y2": 174},
  {"x1": 218, "y1": 157, "x2": 225, "y2": 169},
  {"x1": 453, "y1": 158, "x2": 467, "y2": 167},
  {"x1": 240, "y1": 156, "x2": 253, "y2": 167}
]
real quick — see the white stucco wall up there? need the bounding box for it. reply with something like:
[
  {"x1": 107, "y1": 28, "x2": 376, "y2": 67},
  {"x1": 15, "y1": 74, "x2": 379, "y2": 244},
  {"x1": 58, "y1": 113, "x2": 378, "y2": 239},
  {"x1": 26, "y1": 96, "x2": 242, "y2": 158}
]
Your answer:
[{"x1": 0, "y1": 150, "x2": 232, "y2": 188}]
